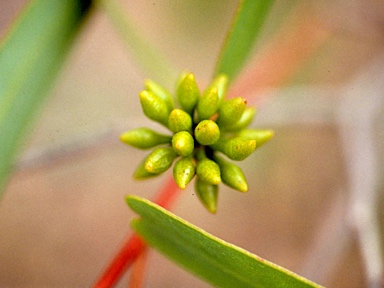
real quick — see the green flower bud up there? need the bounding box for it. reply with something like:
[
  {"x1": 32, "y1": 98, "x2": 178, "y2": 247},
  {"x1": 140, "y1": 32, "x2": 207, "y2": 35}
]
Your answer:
[
  {"x1": 120, "y1": 128, "x2": 171, "y2": 149},
  {"x1": 224, "y1": 107, "x2": 256, "y2": 132},
  {"x1": 173, "y1": 156, "x2": 195, "y2": 189},
  {"x1": 195, "y1": 120, "x2": 220, "y2": 146},
  {"x1": 172, "y1": 131, "x2": 194, "y2": 157},
  {"x1": 168, "y1": 109, "x2": 193, "y2": 133},
  {"x1": 197, "y1": 87, "x2": 220, "y2": 121},
  {"x1": 145, "y1": 147, "x2": 177, "y2": 174},
  {"x1": 124, "y1": 72, "x2": 273, "y2": 212},
  {"x1": 210, "y1": 137, "x2": 256, "y2": 161},
  {"x1": 139, "y1": 90, "x2": 170, "y2": 127},
  {"x1": 144, "y1": 79, "x2": 174, "y2": 112},
  {"x1": 196, "y1": 158, "x2": 221, "y2": 185},
  {"x1": 176, "y1": 71, "x2": 188, "y2": 87},
  {"x1": 177, "y1": 73, "x2": 200, "y2": 115},
  {"x1": 195, "y1": 178, "x2": 218, "y2": 214},
  {"x1": 214, "y1": 155, "x2": 248, "y2": 192},
  {"x1": 238, "y1": 129, "x2": 275, "y2": 147},
  {"x1": 205, "y1": 74, "x2": 228, "y2": 103},
  {"x1": 133, "y1": 155, "x2": 159, "y2": 179},
  {"x1": 217, "y1": 97, "x2": 247, "y2": 128}
]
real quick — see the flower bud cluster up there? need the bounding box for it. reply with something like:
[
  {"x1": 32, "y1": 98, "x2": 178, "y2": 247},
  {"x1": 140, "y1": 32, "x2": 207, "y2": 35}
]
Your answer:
[{"x1": 120, "y1": 73, "x2": 274, "y2": 213}]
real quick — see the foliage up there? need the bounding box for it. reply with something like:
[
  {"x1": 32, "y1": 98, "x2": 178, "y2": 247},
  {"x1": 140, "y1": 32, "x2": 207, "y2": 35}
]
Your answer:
[
  {"x1": 128, "y1": 195, "x2": 323, "y2": 288},
  {"x1": 214, "y1": 0, "x2": 275, "y2": 81},
  {"x1": 0, "y1": 0, "x2": 323, "y2": 287},
  {"x1": 0, "y1": 0, "x2": 91, "y2": 194}
]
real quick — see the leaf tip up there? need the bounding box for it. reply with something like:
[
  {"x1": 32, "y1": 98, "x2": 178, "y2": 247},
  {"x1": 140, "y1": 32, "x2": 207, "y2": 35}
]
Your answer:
[{"x1": 125, "y1": 194, "x2": 143, "y2": 212}]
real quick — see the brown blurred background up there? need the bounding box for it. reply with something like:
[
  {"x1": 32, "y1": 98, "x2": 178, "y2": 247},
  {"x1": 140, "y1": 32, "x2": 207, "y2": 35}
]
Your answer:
[{"x1": 0, "y1": 1, "x2": 383, "y2": 287}]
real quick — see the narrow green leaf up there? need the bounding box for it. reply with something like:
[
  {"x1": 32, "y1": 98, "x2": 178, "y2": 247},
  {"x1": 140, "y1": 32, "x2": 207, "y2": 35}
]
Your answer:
[
  {"x1": 127, "y1": 195, "x2": 323, "y2": 288},
  {"x1": 214, "y1": 0, "x2": 275, "y2": 81},
  {"x1": 95, "y1": 0, "x2": 178, "y2": 86},
  {"x1": 0, "y1": 0, "x2": 91, "y2": 194}
]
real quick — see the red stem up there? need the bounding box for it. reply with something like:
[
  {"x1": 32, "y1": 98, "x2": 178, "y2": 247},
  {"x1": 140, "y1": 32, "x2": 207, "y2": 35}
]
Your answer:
[
  {"x1": 151, "y1": 175, "x2": 180, "y2": 209},
  {"x1": 128, "y1": 247, "x2": 149, "y2": 288},
  {"x1": 93, "y1": 176, "x2": 180, "y2": 288},
  {"x1": 94, "y1": 234, "x2": 146, "y2": 288}
]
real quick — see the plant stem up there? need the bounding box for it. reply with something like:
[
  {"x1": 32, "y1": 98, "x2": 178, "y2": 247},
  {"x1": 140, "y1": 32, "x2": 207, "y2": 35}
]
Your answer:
[
  {"x1": 95, "y1": 0, "x2": 178, "y2": 87},
  {"x1": 337, "y1": 65, "x2": 384, "y2": 287},
  {"x1": 93, "y1": 176, "x2": 180, "y2": 288},
  {"x1": 94, "y1": 234, "x2": 146, "y2": 288},
  {"x1": 128, "y1": 247, "x2": 149, "y2": 288},
  {"x1": 214, "y1": 0, "x2": 275, "y2": 81}
]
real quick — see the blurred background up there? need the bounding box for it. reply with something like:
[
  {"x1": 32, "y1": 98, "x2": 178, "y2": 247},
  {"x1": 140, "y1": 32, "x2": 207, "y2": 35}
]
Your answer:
[{"x1": 0, "y1": 0, "x2": 383, "y2": 287}]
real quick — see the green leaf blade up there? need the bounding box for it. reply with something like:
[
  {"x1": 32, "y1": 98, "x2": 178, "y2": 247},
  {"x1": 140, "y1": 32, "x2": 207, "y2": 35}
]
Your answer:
[
  {"x1": 215, "y1": 0, "x2": 275, "y2": 81},
  {"x1": 127, "y1": 195, "x2": 323, "y2": 288},
  {"x1": 0, "y1": 0, "x2": 91, "y2": 194}
]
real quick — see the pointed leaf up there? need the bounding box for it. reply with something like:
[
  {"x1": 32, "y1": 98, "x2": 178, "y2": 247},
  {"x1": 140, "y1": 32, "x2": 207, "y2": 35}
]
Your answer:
[
  {"x1": 0, "y1": 0, "x2": 91, "y2": 194},
  {"x1": 127, "y1": 196, "x2": 323, "y2": 288},
  {"x1": 96, "y1": 0, "x2": 177, "y2": 86},
  {"x1": 215, "y1": 0, "x2": 275, "y2": 81}
]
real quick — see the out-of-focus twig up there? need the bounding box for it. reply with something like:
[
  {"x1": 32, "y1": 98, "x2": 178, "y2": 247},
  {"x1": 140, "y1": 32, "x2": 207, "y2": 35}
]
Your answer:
[
  {"x1": 299, "y1": 190, "x2": 351, "y2": 285},
  {"x1": 337, "y1": 56, "x2": 384, "y2": 288},
  {"x1": 14, "y1": 124, "x2": 124, "y2": 174},
  {"x1": 128, "y1": 247, "x2": 148, "y2": 288},
  {"x1": 95, "y1": 0, "x2": 178, "y2": 87},
  {"x1": 297, "y1": 56, "x2": 384, "y2": 287}
]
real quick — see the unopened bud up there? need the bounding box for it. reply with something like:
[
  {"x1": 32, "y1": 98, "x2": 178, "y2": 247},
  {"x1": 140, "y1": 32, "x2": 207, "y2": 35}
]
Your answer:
[
  {"x1": 139, "y1": 90, "x2": 170, "y2": 127},
  {"x1": 168, "y1": 109, "x2": 192, "y2": 133},
  {"x1": 177, "y1": 73, "x2": 200, "y2": 115},
  {"x1": 205, "y1": 74, "x2": 228, "y2": 103},
  {"x1": 196, "y1": 158, "x2": 221, "y2": 185},
  {"x1": 133, "y1": 155, "x2": 159, "y2": 179},
  {"x1": 197, "y1": 87, "x2": 220, "y2": 121},
  {"x1": 120, "y1": 128, "x2": 171, "y2": 149},
  {"x1": 217, "y1": 97, "x2": 247, "y2": 127},
  {"x1": 172, "y1": 131, "x2": 194, "y2": 157},
  {"x1": 145, "y1": 147, "x2": 177, "y2": 174},
  {"x1": 210, "y1": 137, "x2": 256, "y2": 161},
  {"x1": 144, "y1": 79, "x2": 174, "y2": 112},
  {"x1": 195, "y1": 178, "x2": 218, "y2": 214},
  {"x1": 195, "y1": 120, "x2": 220, "y2": 146},
  {"x1": 214, "y1": 155, "x2": 248, "y2": 192},
  {"x1": 173, "y1": 156, "x2": 195, "y2": 189},
  {"x1": 238, "y1": 129, "x2": 275, "y2": 147},
  {"x1": 224, "y1": 107, "x2": 256, "y2": 132}
]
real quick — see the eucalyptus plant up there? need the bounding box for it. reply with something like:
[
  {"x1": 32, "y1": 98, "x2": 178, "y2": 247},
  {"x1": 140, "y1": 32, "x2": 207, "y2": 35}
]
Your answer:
[{"x1": 0, "y1": 0, "x2": 325, "y2": 287}]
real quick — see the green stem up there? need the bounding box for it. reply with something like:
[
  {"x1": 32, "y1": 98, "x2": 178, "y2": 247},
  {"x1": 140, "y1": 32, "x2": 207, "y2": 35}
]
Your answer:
[{"x1": 95, "y1": 0, "x2": 178, "y2": 86}]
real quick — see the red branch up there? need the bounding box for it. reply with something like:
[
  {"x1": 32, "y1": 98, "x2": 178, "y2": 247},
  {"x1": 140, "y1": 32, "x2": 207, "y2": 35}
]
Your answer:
[
  {"x1": 128, "y1": 247, "x2": 149, "y2": 288},
  {"x1": 93, "y1": 176, "x2": 180, "y2": 288},
  {"x1": 93, "y1": 234, "x2": 146, "y2": 288}
]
